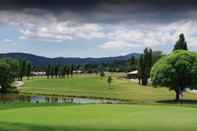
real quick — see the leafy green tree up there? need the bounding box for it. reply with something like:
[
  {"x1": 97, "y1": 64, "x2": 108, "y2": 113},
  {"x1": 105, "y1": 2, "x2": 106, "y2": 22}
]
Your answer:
[
  {"x1": 107, "y1": 75, "x2": 112, "y2": 87},
  {"x1": 100, "y1": 71, "x2": 105, "y2": 79},
  {"x1": 151, "y1": 50, "x2": 197, "y2": 101},
  {"x1": 26, "y1": 62, "x2": 32, "y2": 80},
  {"x1": 152, "y1": 51, "x2": 163, "y2": 65},
  {"x1": 0, "y1": 58, "x2": 19, "y2": 93},
  {"x1": 173, "y1": 33, "x2": 188, "y2": 51}
]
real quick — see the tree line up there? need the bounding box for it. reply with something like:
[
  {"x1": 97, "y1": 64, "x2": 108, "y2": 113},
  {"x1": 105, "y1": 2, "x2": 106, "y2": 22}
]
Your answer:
[{"x1": 45, "y1": 64, "x2": 74, "y2": 79}]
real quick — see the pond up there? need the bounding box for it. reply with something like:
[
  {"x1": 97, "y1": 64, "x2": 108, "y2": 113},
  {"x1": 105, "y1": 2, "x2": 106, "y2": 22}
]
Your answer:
[{"x1": 0, "y1": 94, "x2": 125, "y2": 104}]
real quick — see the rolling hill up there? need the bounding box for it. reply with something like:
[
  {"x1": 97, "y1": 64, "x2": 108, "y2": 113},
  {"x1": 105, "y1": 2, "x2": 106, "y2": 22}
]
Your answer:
[{"x1": 0, "y1": 53, "x2": 139, "y2": 66}]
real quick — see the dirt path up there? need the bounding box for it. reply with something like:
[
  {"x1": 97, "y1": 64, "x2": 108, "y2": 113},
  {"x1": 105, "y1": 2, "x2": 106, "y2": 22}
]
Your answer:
[{"x1": 14, "y1": 81, "x2": 24, "y2": 89}]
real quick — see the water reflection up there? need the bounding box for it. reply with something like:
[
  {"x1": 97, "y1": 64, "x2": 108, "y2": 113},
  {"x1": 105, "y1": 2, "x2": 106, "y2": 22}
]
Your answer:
[{"x1": 0, "y1": 94, "x2": 124, "y2": 104}]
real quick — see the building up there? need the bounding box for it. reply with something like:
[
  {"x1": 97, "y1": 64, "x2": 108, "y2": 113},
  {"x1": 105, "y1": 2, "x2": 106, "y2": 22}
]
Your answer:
[
  {"x1": 31, "y1": 71, "x2": 46, "y2": 76},
  {"x1": 126, "y1": 70, "x2": 138, "y2": 79}
]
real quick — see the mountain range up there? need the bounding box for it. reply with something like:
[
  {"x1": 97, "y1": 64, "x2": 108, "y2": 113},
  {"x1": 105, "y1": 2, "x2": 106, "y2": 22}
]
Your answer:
[{"x1": 0, "y1": 53, "x2": 140, "y2": 66}]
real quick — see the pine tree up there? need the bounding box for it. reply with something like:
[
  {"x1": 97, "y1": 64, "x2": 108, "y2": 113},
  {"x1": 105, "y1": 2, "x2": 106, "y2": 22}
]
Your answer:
[
  {"x1": 54, "y1": 65, "x2": 59, "y2": 78},
  {"x1": 26, "y1": 62, "x2": 32, "y2": 80},
  {"x1": 70, "y1": 64, "x2": 74, "y2": 77},
  {"x1": 50, "y1": 66, "x2": 55, "y2": 78},
  {"x1": 46, "y1": 64, "x2": 51, "y2": 79},
  {"x1": 173, "y1": 33, "x2": 188, "y2": 51},
  {"x1": 138, "y1": 48, "x2": 152, "y2": 85},
  {"x1": 18, "y1": 59, "x2": 27, "y2": 81}
]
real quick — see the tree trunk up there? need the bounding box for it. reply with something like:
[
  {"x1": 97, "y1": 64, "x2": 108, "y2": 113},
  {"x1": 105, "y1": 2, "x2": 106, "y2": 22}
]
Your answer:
[
  {"x1": 175, "y1": 89, "x2": 180, "y2": 102},
  {"x1": 138, "y1": 76, "x2": 141, "y2": 85},
  {"x1": 142, "y1": 77, "x2": 148, "y2": 85}
]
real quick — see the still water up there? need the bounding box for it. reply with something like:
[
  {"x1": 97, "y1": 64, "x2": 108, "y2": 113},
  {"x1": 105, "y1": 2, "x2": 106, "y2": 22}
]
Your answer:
[{"x1": 0, "y1": 94, "x2": 124, "y2": 104}]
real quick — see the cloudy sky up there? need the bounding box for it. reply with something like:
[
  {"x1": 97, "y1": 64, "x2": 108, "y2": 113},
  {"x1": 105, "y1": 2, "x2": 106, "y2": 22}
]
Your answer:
[{"x1": 0, "y1": 0, "x2": 197, "y2": 58}]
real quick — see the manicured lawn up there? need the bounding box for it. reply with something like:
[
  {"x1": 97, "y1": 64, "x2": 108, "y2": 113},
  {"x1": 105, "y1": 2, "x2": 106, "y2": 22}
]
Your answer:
[
  {"x1": 0, "y1": 103, "x2": 197, "y2": 131},
  {"x1": 20, "y1": 74, "x2": 197, "y2": 103}
]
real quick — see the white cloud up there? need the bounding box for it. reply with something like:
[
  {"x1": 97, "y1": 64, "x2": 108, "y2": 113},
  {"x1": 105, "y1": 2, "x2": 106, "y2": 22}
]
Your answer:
[
  {"x1": 0, "y1": 9, "x2": 197, "y2": 52},
  {"x1": 99, "y1": 40, "x2": 140, "y2": 49},
  {"x1": 2, "y1": 39, "x2": 13, "y2": 43},
  {"x1": 19, "y1": 21, "x2": 105, "y2": 42},
  {"x1": 0, "y1": 10, "x2": 105, "y2": 42},
  {"x1": 99, "y1": 20, "x2": 197, "y2": 51}
]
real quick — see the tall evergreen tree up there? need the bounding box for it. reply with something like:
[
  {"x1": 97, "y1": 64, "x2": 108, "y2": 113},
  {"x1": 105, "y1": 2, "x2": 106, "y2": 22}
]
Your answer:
[
  {"x1": 59, "y1": 66, "x2": 65, "y2": 78},
  {"x1": 46, "y1": 64, "x2": 51, "y2": 79},
  {"x1": 26, "y1": 62, "x2": 32, "y2": 80},
  {"x1": 70, "y1": 64, "x2": 74, "y2": 77},
  {"x1": 144, "y1": 48, "x2": 152, "y2": 77},
  {"x1": 173, "y1": 33, "x2": 188, "y2": 51},
  {"x1": 65, "y1": 65, "x2": 70, "y2": 78},
  {"x1": 50, "y1": 66, "x2": 55, "y2": 78},
  {"x1": 18, "y1": 59, "x2": 27, "y2": 81},
  {"x1": 54, "y1": 65, "x2": 59, "y2": 78},
  {"x1": 138, "y1": 48, "x2": 152, "y2": 85},
  {"x1": 128, "y1": 56, "x2": 137, "y2": 71},
  {"x1": 63, "y1": 65, "x2": 67, "y2": 78}
]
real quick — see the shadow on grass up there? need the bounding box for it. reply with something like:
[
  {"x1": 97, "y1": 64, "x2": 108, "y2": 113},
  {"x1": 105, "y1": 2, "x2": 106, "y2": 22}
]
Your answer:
[
  {"x1": 0, "y1": 121, "x2": 131, "y2": 131},
  {"x1": 0, "y1": 102, "x2": 81, "y2": 111},
  {"x1": 157, "y1": 99, "x2": 197, "y2": 104}
]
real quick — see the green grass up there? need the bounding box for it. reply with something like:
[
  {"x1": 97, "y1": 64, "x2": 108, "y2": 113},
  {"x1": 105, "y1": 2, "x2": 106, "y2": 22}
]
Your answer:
[
  {"x1": 0, "y1": 103, "x2": 197, "y2": 131},
  {"x1": 20, "y1": 74, "x2": 197, "y2": 103},
  {"x1": 3, "y1": 74, "x2": 197, "y2": 130}
]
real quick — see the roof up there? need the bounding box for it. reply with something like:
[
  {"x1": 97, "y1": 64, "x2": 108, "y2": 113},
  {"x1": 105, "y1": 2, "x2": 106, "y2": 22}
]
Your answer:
[{"x1": 127, "y1": 70, "x2": 138, "y2": 75}]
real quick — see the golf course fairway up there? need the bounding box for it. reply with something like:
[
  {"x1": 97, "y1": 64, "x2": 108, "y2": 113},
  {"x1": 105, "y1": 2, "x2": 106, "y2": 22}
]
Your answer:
[{"x1": 0, "y1": 103, "x2": 196, "y2": 131}]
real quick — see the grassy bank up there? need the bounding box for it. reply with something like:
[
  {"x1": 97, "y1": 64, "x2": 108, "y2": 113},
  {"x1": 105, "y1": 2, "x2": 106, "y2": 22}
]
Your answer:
[
  {"x1": 20, "y1": 74, "x2": 197, "y2": 103},
  {"x1": 0, "y1": 103, "x2": 197, "y2": 131}
]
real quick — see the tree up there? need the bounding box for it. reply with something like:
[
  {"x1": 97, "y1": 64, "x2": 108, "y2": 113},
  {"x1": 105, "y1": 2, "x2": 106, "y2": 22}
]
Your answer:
[
  {"x1": 54, "y1": 65, "x2": 59, "y2": 78},
  {"x1": 26, "y1": 62, "x2": 32, "y2": 80},
  {"x1": 152, "y1": 51, "x2": 163, "y2": 65},
  {"x1": 173, "y1": 33, "x2": 188, "y2": 51},
  {"x1": 138, "y1": 48, "x2": 152, "y2": 85},
  {"x1": 50, "y1": 66, "x2": 55, "y2": 78},
  {"x1": 65, "y1": 65, "x2": 70, "y2": 78},
  {"x1": 18, "y1": 59, "x2": 27, "y2": 81},
  {"x1": 100, "y1": 71, "x2": 105, "y2": 79},
  {"x1": 138, "y1": 54, "x2": 144, "y2": 84},
  {"x1": 59, "y1": 66, "x2": 66, "y2": 78},
  {"x1": 107, "y1": 75, "x2": 112, "y2": 87},
  {"x1": 151, "y1": 50, "x2": 197, "y2": 102},
  {"x1": 0, "y1": 58, "x2": 19, "y2": 93},
  {"x1": 46, "y1": 64, "x2": 51, "y2": 79},
  {"x1": 70, "y1": 64, "x2": 74, "y2": 77},
  {"x1": 128, "y1": 56, "x2": 137, "y2": 71}
]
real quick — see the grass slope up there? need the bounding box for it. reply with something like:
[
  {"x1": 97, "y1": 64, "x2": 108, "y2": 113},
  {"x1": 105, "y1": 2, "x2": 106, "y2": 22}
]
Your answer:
[
  {"x1": 20, "y1": 74, "x2": 197, "y2": 103},
  {"x1": 0, "y1": 103, "x2": 197, "y2": 131}
]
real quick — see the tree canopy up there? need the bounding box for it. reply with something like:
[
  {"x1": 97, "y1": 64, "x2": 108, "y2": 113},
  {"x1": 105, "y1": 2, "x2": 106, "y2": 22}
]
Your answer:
[
  {"x1": 151, "y1": 50, "x2": 197, "y2": 101},
  {"x1": 0, "y1": 58, "x2": 19, "y2": 93}
]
